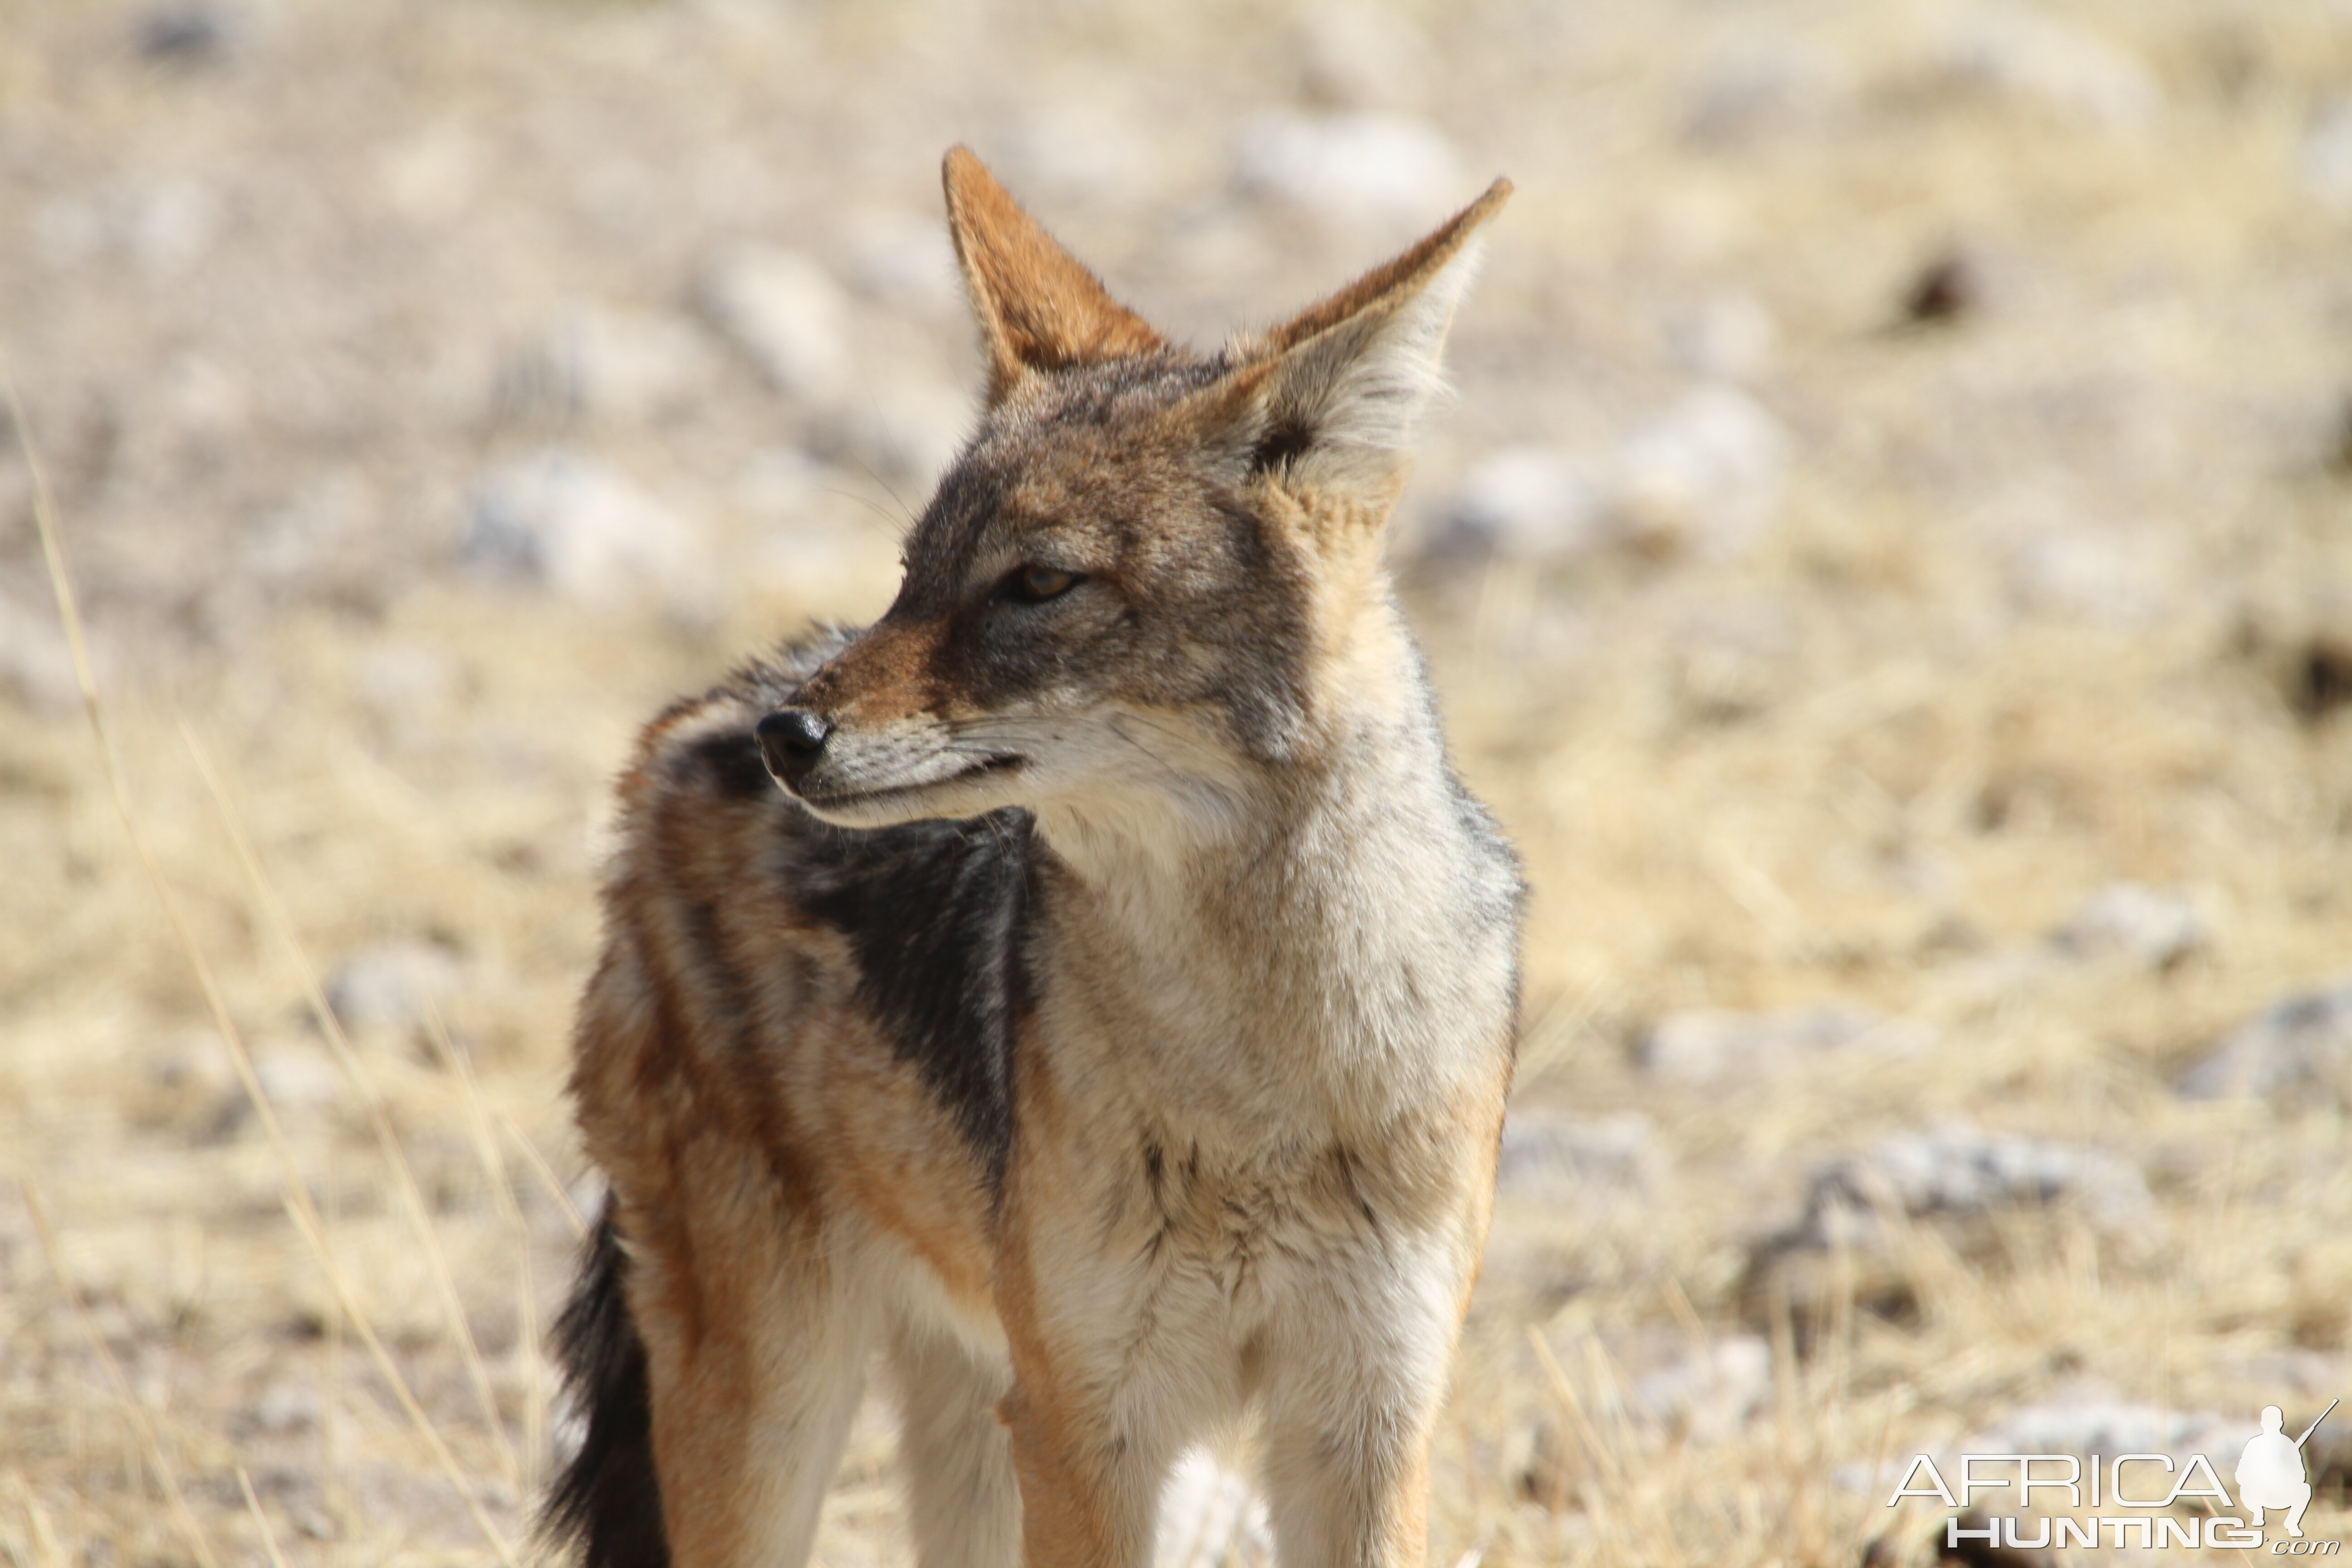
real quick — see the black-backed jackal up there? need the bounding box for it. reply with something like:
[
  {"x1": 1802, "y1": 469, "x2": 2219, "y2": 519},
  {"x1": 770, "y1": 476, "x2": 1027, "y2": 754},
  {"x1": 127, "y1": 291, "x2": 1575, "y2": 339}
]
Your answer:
[{"x1": 546, "y1": 148, "x2": 1523, "y2": 1568}]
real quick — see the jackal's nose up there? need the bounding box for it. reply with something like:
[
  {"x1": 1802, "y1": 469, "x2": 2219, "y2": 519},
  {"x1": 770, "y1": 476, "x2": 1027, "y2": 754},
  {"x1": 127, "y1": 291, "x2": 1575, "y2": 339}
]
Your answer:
[{"x1": 755, "y1": 709, "x2": 831, "y2": 789}]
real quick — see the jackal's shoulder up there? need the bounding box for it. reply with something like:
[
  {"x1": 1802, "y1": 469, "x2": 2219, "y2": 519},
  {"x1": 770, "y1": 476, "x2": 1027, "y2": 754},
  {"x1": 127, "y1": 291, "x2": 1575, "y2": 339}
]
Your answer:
[{"x1": 581, "y1": 625, "x2": 1033, "y2": 1185}]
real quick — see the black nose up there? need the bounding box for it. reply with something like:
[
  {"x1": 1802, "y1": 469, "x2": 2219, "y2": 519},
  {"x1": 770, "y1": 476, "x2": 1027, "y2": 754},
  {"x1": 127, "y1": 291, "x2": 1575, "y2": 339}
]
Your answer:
[{"x1": 755, "y1": 709, "x2": 832, "y2": 789}]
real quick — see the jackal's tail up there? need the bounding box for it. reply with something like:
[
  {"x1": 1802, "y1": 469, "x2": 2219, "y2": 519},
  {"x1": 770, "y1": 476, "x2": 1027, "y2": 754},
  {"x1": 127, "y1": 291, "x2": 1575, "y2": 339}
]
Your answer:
[{"x1": 542, "y1": 1201, "x2": 669, "y2": 1568}]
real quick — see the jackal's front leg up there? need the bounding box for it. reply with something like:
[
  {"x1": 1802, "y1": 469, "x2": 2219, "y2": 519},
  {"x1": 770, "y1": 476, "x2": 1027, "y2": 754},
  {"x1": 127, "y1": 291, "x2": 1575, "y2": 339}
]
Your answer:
[{"x1": 1257, "y1": 1233, "x2": 1476, "y2": 1568}]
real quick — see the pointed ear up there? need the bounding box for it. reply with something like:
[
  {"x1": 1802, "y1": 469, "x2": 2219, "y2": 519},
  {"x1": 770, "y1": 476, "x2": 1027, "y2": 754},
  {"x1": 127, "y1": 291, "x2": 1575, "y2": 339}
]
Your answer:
[
  {"x1": 942, "y1": 146, "x2": 1167, "y2": 406},
  {"x1": 1204, "y1": 178, "x2": 1511, "y2": 495}
]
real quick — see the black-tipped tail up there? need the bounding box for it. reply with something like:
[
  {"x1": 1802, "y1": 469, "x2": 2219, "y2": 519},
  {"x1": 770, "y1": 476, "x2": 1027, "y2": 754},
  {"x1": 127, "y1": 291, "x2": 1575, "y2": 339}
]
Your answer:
[{"x1": 542, "y1": 1202, "x2": 668, "y2": 1568}]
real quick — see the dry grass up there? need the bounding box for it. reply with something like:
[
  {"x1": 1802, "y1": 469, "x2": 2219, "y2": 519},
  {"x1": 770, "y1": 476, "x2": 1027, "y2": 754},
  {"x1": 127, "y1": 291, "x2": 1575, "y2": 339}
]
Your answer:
[{"x1": 5, "y1": 0, "x2": 2352, "y2": 1563}]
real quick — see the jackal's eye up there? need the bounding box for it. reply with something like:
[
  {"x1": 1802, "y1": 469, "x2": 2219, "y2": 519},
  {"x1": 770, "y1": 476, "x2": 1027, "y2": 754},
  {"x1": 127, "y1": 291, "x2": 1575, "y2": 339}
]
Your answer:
[{"x1": 996, "y1": 564, "x2": 1080, "y2": 605}]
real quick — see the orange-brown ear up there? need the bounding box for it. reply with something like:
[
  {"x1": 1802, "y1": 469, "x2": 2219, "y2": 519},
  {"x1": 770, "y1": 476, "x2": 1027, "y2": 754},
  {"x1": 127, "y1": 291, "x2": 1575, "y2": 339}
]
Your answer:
[
  {"x1": 1193, "y1": 177, "x2": 1512, "y2": 496},
  {"x1": 942, "y1": 146, "x2": 1167, "y2": 406}
]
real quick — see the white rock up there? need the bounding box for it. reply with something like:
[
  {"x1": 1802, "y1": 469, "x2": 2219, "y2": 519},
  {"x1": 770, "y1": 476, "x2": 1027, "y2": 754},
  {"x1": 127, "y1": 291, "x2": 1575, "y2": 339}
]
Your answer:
[
  {"x1": 147, "y1": 1031, "x2": 236, "y2": 1097},
  {"x1": 253, "y1": 1380, "x2": 322, "y2": 1434},
  {"x1": 252, "y1": 1046, "x2": 342, "y2": 1111},
  {"x1": 1684, "y1": 40, "x2": 1848, "y2": 144},
  {"x1": 2299, "y1": 98, "x2": 2352, "y2": 214},
  {"x1": 1496, "y1": 1112, "x2": 1664, "y2": 1200},
  {"x1": 815, "y1": 377, "x2": 973, "y2": 487},
  {"x1": 1232, "y1": 111, "x2": 1461, "y2": 220},
  {"x1": 839, "y1": 209, "x2": 963, "y2": 313},
  {"x1": 1292, "y1": 4, "x2": 1429, "y2": 111},
  {"x1": 1793, "y1": 1126, "x2": 2153, "y2": 1251},
  {"x1": 1666, "y1": 293, "x2": 1777, "y2": 382},
  {"x1": 1436, "y1": 446, "x2": 1607, "y2": 562},
  {"x1": 1931, "y1": 9, "x2": 2161, "y2": 132},
  {"x1": 994, "y1": 107, "x2": 1156, "y2": 203},
  {"x1": 2049, "y1": 882, "x2": 2205, "y2": 968},
  {"x1": 1641, "y1": 1006, "x2": 1928, "y2": 1082},
  {"x1": 734, "y1": 446, "x2": 825, "y2": 522},
  {"x1": 323, "y1": 940, "x2": 463, "y2": 1035},
  {"x1": 750, "y1": 516, "x2": 902, "y2": 613},
  {"x1": 1962, "y1": 1396, "x2": 2234, "y2": 1466},
  {"x1": 0, "y1": 588, "x2": 82, "y2": 714},
  {"x1": 462, "y1": 450, "x2": 710, "y2": 610},
  {"x1": 1631, "y1": 1336, "x2": 1771, "y2": 1444},
  {"x1": 2177, "y1": 981, "x2": 2352, "y2": 1104},
  {"x1": 496, "y1": 306, "x2": 711, "y2": 424},
  {"x1": 696, "y1": 247, "x2": 849, "y2": 397},
  {"x1": 1435, "y1": 390, "x2": 1788, "y2": 564},
  {"x1": 1155, "y1": 1449, "x2": 1272, "y2": 1568},
  {"x1": 354, "y1": 642, "x2": 460, "y2": 718},
  {"x1": 2005, "y1": 528, "x2": 2171, "y2": 626},
  {"x1": 1606, "y1": 386, "x2": 1788, "y2": 558},
  {"x1": 34, "y1": 177, "x2": 221, "y2": 277}
]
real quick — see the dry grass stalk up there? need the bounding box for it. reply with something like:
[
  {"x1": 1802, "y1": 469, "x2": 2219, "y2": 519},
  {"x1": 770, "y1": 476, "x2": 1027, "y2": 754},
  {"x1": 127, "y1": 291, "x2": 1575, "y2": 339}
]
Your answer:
[
  {"x1": 14, "y1": 380, "x2": 522, "y2": 1568},
  {"x1": 17, "y1": 1182, "x2": 221, "y2": 1568},
  {"x1": 183, "y1": 720, "x2": 524, "y2": 1490}
]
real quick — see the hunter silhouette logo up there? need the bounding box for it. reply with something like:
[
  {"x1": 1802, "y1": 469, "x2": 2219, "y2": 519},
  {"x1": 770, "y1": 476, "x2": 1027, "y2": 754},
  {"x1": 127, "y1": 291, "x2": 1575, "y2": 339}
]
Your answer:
[
  {"x1": 2241, "y1": 1400, "x2": 2337, "y2": 1540},
  {"x1": 1886, "y1": 1398, "x2": 2341, "y2": 1553}
]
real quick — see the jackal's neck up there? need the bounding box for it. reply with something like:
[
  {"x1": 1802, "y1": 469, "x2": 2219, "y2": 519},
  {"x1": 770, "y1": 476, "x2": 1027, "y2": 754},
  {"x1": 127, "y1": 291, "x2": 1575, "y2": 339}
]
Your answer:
[{"x1": 1027, "y1": 598, "x2": 1521, "y2": 1127}]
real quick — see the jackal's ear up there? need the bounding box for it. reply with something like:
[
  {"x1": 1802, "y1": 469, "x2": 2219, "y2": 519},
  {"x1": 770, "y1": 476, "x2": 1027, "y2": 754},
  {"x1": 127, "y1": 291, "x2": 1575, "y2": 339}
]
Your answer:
[
  {"x1": 942, "y1": 147, "x2": 1168, "y2": 406},
  {"x1": 1203, "y1": 178, "x2": 1511, "y2": 497}
]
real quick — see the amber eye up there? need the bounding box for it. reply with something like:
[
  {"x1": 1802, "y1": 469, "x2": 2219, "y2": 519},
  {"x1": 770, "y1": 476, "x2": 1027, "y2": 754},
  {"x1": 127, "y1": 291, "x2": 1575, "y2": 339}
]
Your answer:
[{"x1": 999, "y1": 565, "x2": 1080, "y2": 604}]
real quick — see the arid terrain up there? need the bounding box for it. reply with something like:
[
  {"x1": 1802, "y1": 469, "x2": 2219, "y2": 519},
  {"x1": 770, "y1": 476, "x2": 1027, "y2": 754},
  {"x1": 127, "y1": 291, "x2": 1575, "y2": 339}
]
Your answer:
[{"x1": 4, "y1": 0, "x2": 2352, "y2": 1563}]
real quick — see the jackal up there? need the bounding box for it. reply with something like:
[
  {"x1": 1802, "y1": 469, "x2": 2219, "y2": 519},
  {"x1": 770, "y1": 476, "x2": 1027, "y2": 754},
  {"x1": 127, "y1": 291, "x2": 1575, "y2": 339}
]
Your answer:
[{"x1": 547, "y1": 148, "x2": 1523, "y2": 1568}]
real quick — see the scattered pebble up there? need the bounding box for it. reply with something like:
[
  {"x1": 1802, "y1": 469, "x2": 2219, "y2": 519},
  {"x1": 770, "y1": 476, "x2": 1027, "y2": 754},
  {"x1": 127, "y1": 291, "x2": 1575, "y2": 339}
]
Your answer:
[
  {"x1": 2298, "y1": 98, "x2": 2352, "y2": 214},
  {"x1": 493, "y1": 306, "x2": 711, "y2": 426},
  {"x1": 1436, "y1": 446, "x2": 1605, "y2": 563},
  {"x1": 354, "y1": 642, "x2": 461, "y2": 719},
  {"x1": 136, "y1": 2, "x2": 236, "y2": 66},
  {"x1": 1930, "y1": 8, "x2": 2161, "y2": 132},
  {"x1": 2288, "y1": 634, "x2": 2352, "y2": 724},
  {"x1": 1789, "y1": 1126, "x2": 2153, "y2": 1250},
  {"x1": 696, "y1": 246, "x2": 850, "y2": 398},
  {"x1": 35, "y1": 179, "x2": 221, "y2": 278},
  {"x1": 1434, "y1": 387, "x2": 1789, "y2": 564},
  {"x1": 1232, "y1": 110, "x2": 1461, "y2": 220},
  {"x1": 251, "y1": 1046, "x2": 342, "y2": 1111},
  {"x1": 1640, "y1": 1006, "x2": 1929, "y2": 1083},
  {"x1": 1631, "y1": 1337, "x2": 1772, "y2": 1445},
  {"x1": 992, "y1": 107, "x2": 1156, "y2": 203},
  {"x1": 1745, "y1": 1127, "x2": 2153, "y2": 1341},
  {"x1": 1901, "y1": 248, "x2": 1980, "y2": 326},
  {"x1": 461, "y1": 450, "x2": 711, "y2": 611},
  {"x1": 1666, "y1": 292, "x2": 1777, "y2": 382},
  {"x1": 2004, "y1": 527, "x2": 2172, "y2": 627},
  {"x1": 0, "y1": 589, "x2": 82, "y2": 714},
  {"x1": 1291, "y1": 4, "x2": 1428, "y2": 111},
  {"x1": 251, "y1": 1380, "x2": 321, "y2": 1434},
  {"x1": 1684, "y1": 40, "x2": 1848, "y2": 145},
  {"x1": 1496, "y1": 1112, "x2": 1664, "y2": 1200},
  {"x1": 811, "y1": 377, "x2": 972, "y2": 486},
  {"x1": 322, "y1": 940, "x2": 464, "y2": 1037},
  {"x1": 1961, "y1": 1396, "x2": 2232, "y2": 1462},
  {"x1": 1596, "y1": 387, "x2": 1790, "y2": 558},
  {"x1": 839, "y1": 209, "x2": 963, "y2": 313},
  {"x1": 2047, "y1": 882, "x2": 2205, "y2": 970},
  {"x1": 2176, "y1": 980, "x2": 2352, "y2": 1105}
]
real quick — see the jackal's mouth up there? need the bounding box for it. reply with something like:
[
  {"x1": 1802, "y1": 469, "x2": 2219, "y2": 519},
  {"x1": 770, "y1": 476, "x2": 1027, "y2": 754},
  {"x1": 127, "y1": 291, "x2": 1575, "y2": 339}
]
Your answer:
[{"x1": 793, "y1": 752, "x2": 1024, "y2": 810}]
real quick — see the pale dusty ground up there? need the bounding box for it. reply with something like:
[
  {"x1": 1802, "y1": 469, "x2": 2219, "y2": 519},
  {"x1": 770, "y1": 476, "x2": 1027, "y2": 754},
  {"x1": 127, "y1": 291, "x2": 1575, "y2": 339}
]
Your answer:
[{"x1": 4, "y1": 1, "x2": 2352, "y2": 1564}]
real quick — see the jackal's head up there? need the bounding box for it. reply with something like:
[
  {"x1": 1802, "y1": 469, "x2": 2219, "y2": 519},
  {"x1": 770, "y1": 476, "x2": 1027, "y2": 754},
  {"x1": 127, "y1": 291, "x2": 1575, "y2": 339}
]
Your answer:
[{"x1": 758, "y1": 148, "x2": 1508, "y2": 835}]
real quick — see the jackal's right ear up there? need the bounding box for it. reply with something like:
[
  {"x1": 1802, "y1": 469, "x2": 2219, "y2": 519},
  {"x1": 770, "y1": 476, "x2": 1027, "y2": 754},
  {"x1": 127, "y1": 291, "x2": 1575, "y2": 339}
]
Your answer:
[
  {"x1": 943, "y1": 147, "x2": 1167, "y2": 407},
  {"x1": 1196, "y1": 178, "x2": 1511, "y2": 500}
]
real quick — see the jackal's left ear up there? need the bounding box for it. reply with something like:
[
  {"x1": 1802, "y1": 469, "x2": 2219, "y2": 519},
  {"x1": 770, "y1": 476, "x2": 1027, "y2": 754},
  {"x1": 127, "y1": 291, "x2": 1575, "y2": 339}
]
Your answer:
[
  {"x1": 943, "y1": 147, "x2": 1168, "y2": 406},
  {"x1": 1202, "y1": 178, "x2": 1511, "y2": 497}
]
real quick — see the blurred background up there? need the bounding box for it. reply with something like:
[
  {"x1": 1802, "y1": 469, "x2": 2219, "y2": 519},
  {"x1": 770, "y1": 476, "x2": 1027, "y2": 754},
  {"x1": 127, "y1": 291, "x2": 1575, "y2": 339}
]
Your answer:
[{"x1": 4, "y1": 0, "x2": 2351, "y2": 1562}]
